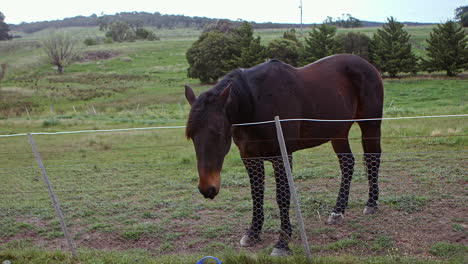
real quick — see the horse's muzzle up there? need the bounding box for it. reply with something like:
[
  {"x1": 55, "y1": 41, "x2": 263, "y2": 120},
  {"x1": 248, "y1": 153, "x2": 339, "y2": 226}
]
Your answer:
[{"x1": 198, "y1": 185, "x2": 218, "y2": 199}]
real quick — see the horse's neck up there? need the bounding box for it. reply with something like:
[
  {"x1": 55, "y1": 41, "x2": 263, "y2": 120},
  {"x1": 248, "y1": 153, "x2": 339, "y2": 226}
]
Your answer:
[{"x1": 225, "y1": 89, "x2": 255, "y2": 125}]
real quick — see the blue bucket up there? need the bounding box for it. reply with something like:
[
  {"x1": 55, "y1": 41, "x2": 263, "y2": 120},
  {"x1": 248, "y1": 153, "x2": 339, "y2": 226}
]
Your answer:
[{"x1": 196, "y1": 256, "x2": 222, "y2": 264}]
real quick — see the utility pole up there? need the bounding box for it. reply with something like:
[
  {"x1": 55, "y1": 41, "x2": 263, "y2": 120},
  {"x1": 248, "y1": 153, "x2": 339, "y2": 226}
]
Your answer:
[{"x1": 299, "y1": 0, "x2": 303, "y2": 36}]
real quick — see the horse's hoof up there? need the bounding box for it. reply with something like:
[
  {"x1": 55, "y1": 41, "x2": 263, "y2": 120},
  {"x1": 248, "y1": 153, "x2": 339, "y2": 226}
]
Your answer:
[
  {"x1": 326, "y1": 212, "x2": 344, "y2": 225},
  {"x1": 363, "y1": 206, "x2": 378, "y2": 215},
  {"x1": 240, "y1": 234, "x2": 260, "y2": 247},
  {"x1": 270, "y1": 247, "x2": 291, "y2": 257}
]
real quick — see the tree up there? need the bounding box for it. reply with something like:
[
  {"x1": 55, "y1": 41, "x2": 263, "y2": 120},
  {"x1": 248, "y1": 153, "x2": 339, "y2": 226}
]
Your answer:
[
  {"x1": 303, "y1": 24, "x2": 342, "y2": 63},
  {"x1": 203, "y1": 19, "x2": 235, "y2": 33},
  {"x1": 230, "y1": 22, "x2": 266, "y2": 68},
  {"x1": 422, "y1": 21, "x2": 467, "y2": 76},
  {"x1": 0, "y1": 11, "x2": 12, "y2": 41},
  {"x1": 0, "y1": 64, "x2": 7, "y2": 81},
  {"x1": 186, "y1": 31, "x2": 237, "y2": 83},
  {"x1": 235, "y1": 36, "x2": 267, "y2": 68},
  {"x1": 41, "y1": 32, "x2": 80, "y2": 74},
  {"x1": 370, "y1": 17, "x2": 417, "y2": 77},
  {"x1": 267, "y1": 38, "x2": 301, "y2": 66},
  {"x1": 337, "y1": 32, "x2": 371, "y2": 61},
  {"x1": 186, "y1": 22, "x2": 266, "y2": 83},
  {"x1": 105, "y1": 21, "x2": 136, "y2": 42},
  {"x1": 455, "y1": 5, "x2": 468, "y2": 27},
  {"x1": 102, "y1": 20, "x2": 158, "y2": 42},
  {"x1": 323, "y1": 14, "x2": 362, "y2": 28}
]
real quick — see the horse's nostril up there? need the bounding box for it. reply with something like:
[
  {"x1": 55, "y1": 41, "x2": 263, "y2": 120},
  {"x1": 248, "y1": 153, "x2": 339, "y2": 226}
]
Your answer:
[
  {"x1": 199, "y1": 186, "x2": 217, "y2": 199},
  {"x1": 207, "y1": 186, "x2": 216, "y2": 198}
]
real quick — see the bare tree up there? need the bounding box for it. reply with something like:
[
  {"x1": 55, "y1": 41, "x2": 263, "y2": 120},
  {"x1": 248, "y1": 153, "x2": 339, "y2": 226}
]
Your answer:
[
  {"x1": 41, "y1": 32, "x2": 80, "y2": 74},
  {"x1": 0, "y1": 64, "x2": 7, "y2": 81}
]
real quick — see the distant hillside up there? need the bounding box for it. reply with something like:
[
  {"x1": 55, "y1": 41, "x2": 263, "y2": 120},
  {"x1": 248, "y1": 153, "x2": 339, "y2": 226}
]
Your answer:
[{"x1": 8, "y1": 11, "x2": 435, "y2": 34}]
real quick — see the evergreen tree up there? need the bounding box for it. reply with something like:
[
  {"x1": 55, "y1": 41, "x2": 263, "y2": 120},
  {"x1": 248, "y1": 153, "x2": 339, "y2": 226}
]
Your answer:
[
  {"x1": 0, "y1": 12, "x2": 12, "y2": 41},
  {"x1": 231, "y1": 22, "x2": 267, "y2": 68},
  {"x1": 423, "y1": 20, "x2": 467, "y2": 76},
  {"x1": 236, "y1": 36, "x2": 267, "y2": 68},
  {"x1": 303, "y1": 24, "x2": 342, "y2": 64},
  {"x1": 370, "y1": 17, "x2": 417, "y2": 77}
]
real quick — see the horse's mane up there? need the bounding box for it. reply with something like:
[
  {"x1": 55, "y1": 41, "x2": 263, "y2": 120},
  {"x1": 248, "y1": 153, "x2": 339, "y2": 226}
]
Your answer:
[{"x1": 186, "y1": 69, "x2": 254, "y2": 139}]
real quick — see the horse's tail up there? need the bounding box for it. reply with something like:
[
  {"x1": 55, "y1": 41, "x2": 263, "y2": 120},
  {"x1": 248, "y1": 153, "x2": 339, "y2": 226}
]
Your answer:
[{"x1": 345, "y1": 57, "x2": 384, "y2": 119}]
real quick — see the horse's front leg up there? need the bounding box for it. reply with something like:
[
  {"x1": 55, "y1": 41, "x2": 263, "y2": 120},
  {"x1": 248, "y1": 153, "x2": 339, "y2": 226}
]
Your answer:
[
  {"x1": 240, "y1": 158, "x2": 265, "y2": 247},
  {"x1": 271, "y1": 156, "x2": 292, "y2": 256}
]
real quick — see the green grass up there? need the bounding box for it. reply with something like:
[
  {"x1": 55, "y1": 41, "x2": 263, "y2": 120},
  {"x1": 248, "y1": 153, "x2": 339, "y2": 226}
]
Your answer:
[
  {"x1": 371, "y1": 234, "x2": 394, "y2": 251},
  {"x1": 0, "y1": 25, "x2": 467, "y2": 263},
  {"x1": 429, "y1": 242, "x2": 468, "y2": 258},
  {"x1": 0, "y1": 24, "x2": 455, "y2": 122},
  {"x1": 382, "y1": 195, "x2": 430, "y2": 213},
  {"x1": 0, "y1": 244, "x2": 460, "y2": 264}
]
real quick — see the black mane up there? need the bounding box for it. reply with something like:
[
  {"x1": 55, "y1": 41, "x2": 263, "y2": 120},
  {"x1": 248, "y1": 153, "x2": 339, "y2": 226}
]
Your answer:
[
  {"x1": 186, "y1": 69, "x2": 254, "y2": 138},
  {"x1": 186, "y1": 60, "x2": 295, "y2": 138}
]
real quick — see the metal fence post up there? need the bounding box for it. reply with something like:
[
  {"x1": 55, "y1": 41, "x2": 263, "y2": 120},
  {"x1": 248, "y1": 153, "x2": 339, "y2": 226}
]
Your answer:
[
  {"x1": 27, "y1": 133, "x2": 77, "y2": 258},
  {"x1": 274, "y1": 116, "x2": 312, "y2": 261}
]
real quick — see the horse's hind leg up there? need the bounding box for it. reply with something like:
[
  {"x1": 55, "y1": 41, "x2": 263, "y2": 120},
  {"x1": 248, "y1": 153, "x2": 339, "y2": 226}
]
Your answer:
[
  {"x1": 358, "y1": 121, "x2": 382, "y2": 215},
  {"x1": 328, "y1": 137, "x2": 355, "y2": 225},
  {"x1": 240, "y1": 158, "x2": 265, "y2": 247}
]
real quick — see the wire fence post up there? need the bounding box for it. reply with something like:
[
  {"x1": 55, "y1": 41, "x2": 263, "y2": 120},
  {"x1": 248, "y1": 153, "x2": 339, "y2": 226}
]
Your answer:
[
  {"x1": 274, "y1": 116, "x2": 312, "y2": 261},
  {"x1": 27, "y1": 133, "x2": 77, "y2": 258}
]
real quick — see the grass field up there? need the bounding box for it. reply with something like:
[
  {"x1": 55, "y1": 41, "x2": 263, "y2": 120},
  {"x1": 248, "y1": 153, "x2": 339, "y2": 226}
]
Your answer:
[{"x1": 0, "y1": 25, "x2": 467, "y2": 264}]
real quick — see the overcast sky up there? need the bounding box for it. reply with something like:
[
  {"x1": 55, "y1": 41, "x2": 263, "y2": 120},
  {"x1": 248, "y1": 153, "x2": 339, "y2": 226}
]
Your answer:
[{"x1": 2, "y1": 0, "x2": 466, "y2": 24}]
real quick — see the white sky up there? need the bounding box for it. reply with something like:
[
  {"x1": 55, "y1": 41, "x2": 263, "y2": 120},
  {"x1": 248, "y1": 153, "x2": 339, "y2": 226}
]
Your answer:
[{"x1": 2, "y1": 0, "x2": 466, "y2": 24}]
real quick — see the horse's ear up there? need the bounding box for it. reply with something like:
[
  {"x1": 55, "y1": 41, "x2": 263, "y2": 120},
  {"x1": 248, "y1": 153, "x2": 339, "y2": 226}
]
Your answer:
[
  {"x1": 219, "y1": 83, "x2": 232, "y2": 103},
  {"x1": 185, "y1": 85, "x2": 196, "y2": 106}
]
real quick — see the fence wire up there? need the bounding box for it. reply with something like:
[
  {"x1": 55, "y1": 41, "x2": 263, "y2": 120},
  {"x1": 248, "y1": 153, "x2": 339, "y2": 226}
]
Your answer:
[{"x1": 1, "y1": 134, "x2": 466, "y2": 257}]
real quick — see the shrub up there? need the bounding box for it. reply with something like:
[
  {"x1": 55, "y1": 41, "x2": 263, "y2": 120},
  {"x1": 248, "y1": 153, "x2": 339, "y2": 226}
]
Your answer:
[
  {"x1": 42, "y1": 118, "x2": 61, "y2": 127},
  {"x1": 135, "y1": 28, "x2": 159, "y2": 41},
  {"x1": 84, "y1": 38, "x2": 98, "y2": 46}
]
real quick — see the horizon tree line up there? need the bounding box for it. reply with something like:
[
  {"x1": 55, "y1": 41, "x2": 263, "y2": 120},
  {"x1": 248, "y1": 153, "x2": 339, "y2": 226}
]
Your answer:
[
  {"x1": 186, "y1": 16, "x2": 467, "y2": 83},
  {"x1": 0, "y1": 9, "x2": 466, "y2": 77}
]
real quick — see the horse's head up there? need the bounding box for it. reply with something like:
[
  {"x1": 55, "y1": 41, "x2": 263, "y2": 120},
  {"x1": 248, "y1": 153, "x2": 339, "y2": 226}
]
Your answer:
[{"x1": 185, "y1": 84, "x2": 232, "y2": 199}]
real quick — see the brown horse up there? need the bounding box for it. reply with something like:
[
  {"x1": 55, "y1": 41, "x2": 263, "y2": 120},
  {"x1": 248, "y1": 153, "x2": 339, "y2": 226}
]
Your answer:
[{"x1": 184, "y1": 54, "x2": 383, "y2": 256}]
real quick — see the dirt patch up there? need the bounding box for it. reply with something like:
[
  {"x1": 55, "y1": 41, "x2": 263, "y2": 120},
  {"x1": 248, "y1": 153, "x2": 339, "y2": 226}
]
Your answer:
[{"x1": 78, "y1": 51, "x2": 119, "y2": 62}]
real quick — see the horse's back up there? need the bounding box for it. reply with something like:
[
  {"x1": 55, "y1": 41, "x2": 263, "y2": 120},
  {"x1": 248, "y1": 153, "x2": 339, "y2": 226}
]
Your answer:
[
  {"x1": 298, "y1": 54, "x2": 383, "y2": 119},
  {"x1": 232, "y1": 55, "x2": 384, "y2": 155}
]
